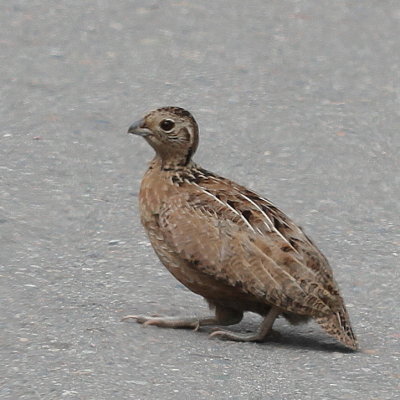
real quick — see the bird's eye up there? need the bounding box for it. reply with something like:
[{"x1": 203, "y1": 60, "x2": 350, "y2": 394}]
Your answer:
[{"x1": 159, "y1": 119, "x2": 175, "y2": 132}]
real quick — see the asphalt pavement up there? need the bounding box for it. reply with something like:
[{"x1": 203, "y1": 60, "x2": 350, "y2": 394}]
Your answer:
[{"x1": 1, "y1": 1, "x2": 399, "y2": 399}]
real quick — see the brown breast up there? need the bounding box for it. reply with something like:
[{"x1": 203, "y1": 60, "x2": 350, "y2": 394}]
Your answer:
[{"x1": 138, "y1": 160, "x2": 270, "y2": 313}]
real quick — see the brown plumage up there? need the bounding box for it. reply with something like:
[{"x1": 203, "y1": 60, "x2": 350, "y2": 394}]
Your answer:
[{"x1": 123, "y1": 106, "x2": 358, "y2": 350}]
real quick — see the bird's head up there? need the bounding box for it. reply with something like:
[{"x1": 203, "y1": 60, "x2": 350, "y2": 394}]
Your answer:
[{"x1": 128, "y1": 107, "x2": 199, "y2": 168}]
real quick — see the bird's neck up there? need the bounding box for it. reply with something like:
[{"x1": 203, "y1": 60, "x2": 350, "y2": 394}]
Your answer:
[{"x1": 150, "y1": 154, "x2": 195, "y2": 171}]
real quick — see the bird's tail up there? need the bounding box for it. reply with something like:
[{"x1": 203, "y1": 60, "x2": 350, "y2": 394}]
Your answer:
[{"x1": 316, "y1": 306, "x2": 358, "y2": 350}]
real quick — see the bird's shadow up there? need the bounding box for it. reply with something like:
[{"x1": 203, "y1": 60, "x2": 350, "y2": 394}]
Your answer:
[
  {"x1": 122, "y1": 311, "x2": 357, "y2": 354},
  {"x1": 201, "y1": 325, "x2": 355, "y2": 354},
  {"x1": 264, "y1": 330, "x2": 355, "y2": 353}
]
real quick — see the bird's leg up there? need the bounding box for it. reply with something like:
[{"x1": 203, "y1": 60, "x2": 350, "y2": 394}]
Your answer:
[
  {"x1": 209, "y1": 306, "x2": 281, "y2": 342},
  {"x1": 122, "y1": 306, "x2": 243, "y2": 331}
]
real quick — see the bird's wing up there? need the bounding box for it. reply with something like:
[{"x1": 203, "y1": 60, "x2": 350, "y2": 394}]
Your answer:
[
  {"x1": 158, "y1": 191, "x2": 342, "y2": 317},
  {"x1": 194, "y1": 169, "x2": 336, "y2": 288}
]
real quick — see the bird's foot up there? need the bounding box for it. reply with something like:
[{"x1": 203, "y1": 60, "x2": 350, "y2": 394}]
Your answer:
[
  {"x1": 122, "y1": 314, "x2": 217, "y2": 330},
  {"x1": 209, "y1": 327, "x2": 280, "y2": 342},
  {"x1": 209, "y1": 328, "x2": 262, "y2": 342},
  {"x1": 209, "y1": 307, "x2": 281, "y2": 342}
]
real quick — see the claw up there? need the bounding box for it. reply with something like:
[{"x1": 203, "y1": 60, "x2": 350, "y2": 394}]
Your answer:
[
  {"x1": 143, "y1": 319, "x2": 159, "y2": 327},
  {"x1": 209, "y1": 330, "x2": 230, "y2": 339},
  {"x1": 193, "y1": 320, "x2": 200, "y2": 331},
  {"x1": 121, "y1": 315, "x2": 155, "y2": 324},
  {"x1": 121, "y1": 315, "x2": 139, "y2": 322}
]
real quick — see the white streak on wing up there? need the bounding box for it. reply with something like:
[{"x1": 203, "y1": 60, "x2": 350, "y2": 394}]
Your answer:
[
  {"x1": 192, "y1": 173, "x2": 292, "y2": 243},
  {"x1": 250, "y1": 192, "x2": 304, "y2": 235},
  {"x1": 191, "y1": 183, "x2": 256, "y2": 232},
  {"x1": 238, "y1": 193, "x2": 291, "y2": 244}
]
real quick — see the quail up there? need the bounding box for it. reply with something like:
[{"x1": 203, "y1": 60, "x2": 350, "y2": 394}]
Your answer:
[{"x1": 123, "y1": 106, "x2": 358, "y2": 350}]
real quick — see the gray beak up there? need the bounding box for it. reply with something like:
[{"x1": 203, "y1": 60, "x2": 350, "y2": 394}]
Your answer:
[{"x1": 127, "y1": 119, "x2": 151, "y2": 137}]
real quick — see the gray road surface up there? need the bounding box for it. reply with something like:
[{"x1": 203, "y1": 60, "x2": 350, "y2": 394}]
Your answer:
[{"x1": 1, "y1": 1, "x2": 399, "y2": 399}]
